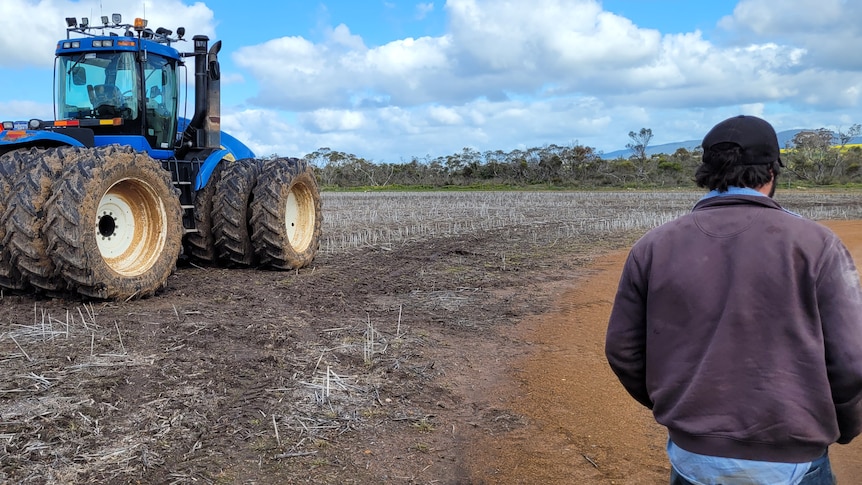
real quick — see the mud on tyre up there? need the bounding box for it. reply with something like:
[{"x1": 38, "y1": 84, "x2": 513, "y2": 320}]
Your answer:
[
  {"x1": 250, "y1": 157, "x2": 322, "y2": 270},
  {"x1": 184, "y1": 159, "x2": 226, "y2": 263},
  {"x1": 212, "y1": 158, "x2": 262, "y2": 266},
  {"x1": 43, "y1": 145, "x2": 183, "y2": 299},
  {"x1": 2, "y1": 147, "x2": 75, "y2": 294},
  {"x1": 0, "y1": 148, "x2": 36, "y2": 291}
]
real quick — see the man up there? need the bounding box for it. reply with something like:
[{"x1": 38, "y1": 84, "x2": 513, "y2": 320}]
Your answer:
[{"x1": 605, "y1": 115, "x2": 862, "y2": 485}]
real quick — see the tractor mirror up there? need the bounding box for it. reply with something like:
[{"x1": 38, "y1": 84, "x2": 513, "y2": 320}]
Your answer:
[{"x1": 72, "y1": 66, "x2": 87, "y2": 85}]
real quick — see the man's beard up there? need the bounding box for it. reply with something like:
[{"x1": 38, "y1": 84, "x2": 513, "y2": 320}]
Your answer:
[{"x1": 768, "y1": 173, "x2": 778, "y2": 197}]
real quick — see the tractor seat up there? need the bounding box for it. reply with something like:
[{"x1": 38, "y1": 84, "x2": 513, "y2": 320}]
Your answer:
[
  {"x1": 91, "y1": 84, "x2": 131, "y2": 119},
  {"x1": 92, "y1": 84, "x2": 123, "y2": 108}
]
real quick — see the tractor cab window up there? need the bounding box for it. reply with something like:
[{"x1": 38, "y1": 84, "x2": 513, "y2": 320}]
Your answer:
[
  {"x1": 143, "y1": 55, "x2": 178, "y2": 149},
  {"x1": 56, "y1": 51, "x2": 139, "y2": 121}
]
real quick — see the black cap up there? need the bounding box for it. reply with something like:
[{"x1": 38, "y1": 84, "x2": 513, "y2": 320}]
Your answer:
[{"x1": 702, "y1": 115, "x2": 783, "y2": 166}]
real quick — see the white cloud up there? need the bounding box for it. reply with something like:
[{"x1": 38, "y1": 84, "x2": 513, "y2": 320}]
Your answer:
[
  {"x1": 179, "y1": 0, "x2": 862, "y2": 157},
  {"x1": 0, "y1": 0, "x2": 215, "y2": 68},
  {"x1": 415, "y1": 2, "x2": 435, "y2": 20},
  {"x1": 428, "y1": 105, "x2": 462, "y2": 125},
  {"x1": 302, "y1": 109, "x2": 367, "y2": 132},
  {"x1": 4, "y1": 0, "x2": 862, "y2": 163},
  {"x1": 0, "y1": 99, "x2": 53, "y2": 120}
]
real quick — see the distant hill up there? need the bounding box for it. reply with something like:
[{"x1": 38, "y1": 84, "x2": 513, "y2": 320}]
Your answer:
[{"x1": 602, "y1": 130, "x2": 862, "y2": 159}]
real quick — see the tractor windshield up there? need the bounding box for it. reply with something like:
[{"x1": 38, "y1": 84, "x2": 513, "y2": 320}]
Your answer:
[
  {"x1": 56, "y1": 51, "x2": 139, "y2": 121},
  {"x1": 55, "y1": 50, "x2": 179, "y2": 150}
]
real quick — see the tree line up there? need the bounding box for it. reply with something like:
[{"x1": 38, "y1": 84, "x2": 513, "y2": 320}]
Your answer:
[{"x1": 301, "y1": 124, "x2": 862, "y2": 189}]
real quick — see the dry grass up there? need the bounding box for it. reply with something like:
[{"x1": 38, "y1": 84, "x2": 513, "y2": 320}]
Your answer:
[{"x1": 319, "y1": 190, "x2": 862, "y2": 253}]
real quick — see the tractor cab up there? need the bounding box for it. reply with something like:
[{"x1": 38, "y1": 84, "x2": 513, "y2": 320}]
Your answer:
[{"x1": 53, "y1": 15, "x2": 185, "y2": 152}]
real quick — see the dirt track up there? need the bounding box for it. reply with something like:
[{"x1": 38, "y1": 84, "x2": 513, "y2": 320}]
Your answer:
[{"x1": 1, "y1": 196, "x2": 861, "y2": 484}]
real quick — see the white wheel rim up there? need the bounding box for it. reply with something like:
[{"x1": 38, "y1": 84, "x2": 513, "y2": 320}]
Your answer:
[
  {"x1": 284, "y1": 183, "x2": 315, "y2": 252},
  {"x1": 95, "y1": 178, "x2": 168, "y2": 276}
]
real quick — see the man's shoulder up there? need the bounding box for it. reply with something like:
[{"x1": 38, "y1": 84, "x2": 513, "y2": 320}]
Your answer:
[{"x1": 638, "y1": 200, "x2": 835, "y2": 243}]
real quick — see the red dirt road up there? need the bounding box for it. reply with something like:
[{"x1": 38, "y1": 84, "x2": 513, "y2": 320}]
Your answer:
[{"x1": 466, "y1": 220, "x2": 862, "y2": 484}]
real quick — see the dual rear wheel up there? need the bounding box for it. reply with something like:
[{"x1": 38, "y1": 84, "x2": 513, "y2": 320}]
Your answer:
[{"x1": 199, "y1": 157, "x2": 322, "y2": 270}]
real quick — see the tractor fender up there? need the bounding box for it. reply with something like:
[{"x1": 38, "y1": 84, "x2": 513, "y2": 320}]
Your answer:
[
  {"x1": 194, "y1": 148, "x2": 232, "y2": 191},
  {"x1": 0, "y1": 130, "x2": 86, "y2": 151},
  {"x1": 220, "y1": 130, "x2": 255, "y2": 160}
]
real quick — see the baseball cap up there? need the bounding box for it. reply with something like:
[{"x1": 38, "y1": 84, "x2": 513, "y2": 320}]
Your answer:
[{"x1": 702, "y1": 115, "x2": 783, "y2": 166}]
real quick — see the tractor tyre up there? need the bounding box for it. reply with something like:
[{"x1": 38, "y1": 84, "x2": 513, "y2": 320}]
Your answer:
[
  {"x1": 43, "y1": 145, "x2": 183, "y2": 300},
  {"x1": 3, "y1": 148, "x2": 72, "y2": 294},
  {"x1": 0, "y1": 148, "x2": 35, "y2": 291},
  {"x1": 250, "y1": 158, "x2": 322, "y2": 269},
  {"x1": 212, "y1": 158, "x2": 262, "y2": 266},
  {"x1": 184, "y1": 160, "x2": 225, "y2": 263}
]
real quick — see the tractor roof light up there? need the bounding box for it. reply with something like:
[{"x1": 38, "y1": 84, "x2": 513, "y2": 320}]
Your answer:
[
  {"x1": 65, "y1": 17, "x2": 77, "y2": 28},
  {"x1": 134, "y1": 18, "x2": 148, "y2": 32},
  {"x1": 80, "y1": 17, "x2": 89, "y2": 28},
  {"x1": 2, "y1": 121, "x2": 13, "y2": 130},
  {"x1": 101, "y1": 16, "x2": 109, "y2": 26},
  {"x1": 177, "y1": 27, "x2": 185, "y2": 39},
  {"x1": 112, "y1": 13, "x2": 122, "y2": 25}
]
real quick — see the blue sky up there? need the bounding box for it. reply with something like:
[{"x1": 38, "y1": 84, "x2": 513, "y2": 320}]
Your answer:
[{"x1": 2, "y1": 0, "x2": 862, "y2": 162}]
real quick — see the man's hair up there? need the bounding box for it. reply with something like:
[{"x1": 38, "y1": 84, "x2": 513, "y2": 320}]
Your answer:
[{"x1": 695, "y1": 142, "x2": 781, "y2": 191}]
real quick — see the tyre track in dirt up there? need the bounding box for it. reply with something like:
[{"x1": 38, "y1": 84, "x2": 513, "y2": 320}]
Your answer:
[{"x1": 465, "y1": 219, "x2": 862, "y2": 484}]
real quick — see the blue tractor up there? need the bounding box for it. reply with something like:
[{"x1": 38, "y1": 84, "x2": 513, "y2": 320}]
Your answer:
[{"x1": 0, "y1": 14, "x2": 322, "y2": 299}]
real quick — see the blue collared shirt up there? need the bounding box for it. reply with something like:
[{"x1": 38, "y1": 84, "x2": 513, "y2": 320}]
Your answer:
[
  {"x1": 698, "y1": 185, "x2": 801, "y2": 217},
  {"x1": 701, "y1": 185, "x2": 766, "y2": 201}
]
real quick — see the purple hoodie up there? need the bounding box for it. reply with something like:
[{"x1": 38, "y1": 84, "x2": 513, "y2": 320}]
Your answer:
[{"x1": 605, "y1": 194, "x2": 862, "y2": 463}]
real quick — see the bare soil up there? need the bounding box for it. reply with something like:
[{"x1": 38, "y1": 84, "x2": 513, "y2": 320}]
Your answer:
[{"x1": 1, "y1": 219, "x2": 861, "y2": 484}]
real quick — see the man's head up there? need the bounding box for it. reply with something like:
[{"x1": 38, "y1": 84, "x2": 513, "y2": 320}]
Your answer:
[{"x1": 695, "y1": 115, "x2": 782, "y2": 193}]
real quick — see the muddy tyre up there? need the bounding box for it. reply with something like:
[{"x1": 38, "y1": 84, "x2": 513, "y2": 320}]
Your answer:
[
  {"x1": 0, "y1": 149, "x2": 34, "y2": 291},
  {"x1": 212, "y1": 158, "x2": 262, "y2": 266},
  {"x1": 184, "y1": 160, "x2": 225, "y2": 263},
  {"x1": 44, "y1": 145, "x2": 183, "y2": 299},
  {"x1": 3, "y1": 148, "x2": 73, "y2": 293},
  {"x1": 250, "y1": 158, "x2": 322, "y2": 269}
]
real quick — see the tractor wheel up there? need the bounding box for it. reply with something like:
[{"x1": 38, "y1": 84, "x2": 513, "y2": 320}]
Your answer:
[
  {"x1": 43, "y1": 145, "x2": 183, "y2": 299},
  {"x1": 184, "y1": 160, "x2": 225, "y2": 263},
  {"x1": 212, "y1": 158, "x2": 262, "y2": 266},
  {"x1": 0, "y1": 148, "x2": 35, "y2": 291},
  {"x1": 3, "y1": 148, "x2": 72, "y2": 294},
  {"x1": 250, "y1": 158, "x2": 322, "y2": 269}
]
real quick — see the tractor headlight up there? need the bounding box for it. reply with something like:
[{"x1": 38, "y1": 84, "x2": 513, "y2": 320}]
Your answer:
[
  {"x1": 28, "y1": 119, "x2": 43, "y2": 130},
  {"x1": 2, "y1": 121, "x2": 13, "y2": 130}
]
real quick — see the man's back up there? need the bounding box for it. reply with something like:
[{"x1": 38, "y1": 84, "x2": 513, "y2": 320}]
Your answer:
[{"x1": 606, "y1": 192, "x2": 862, "y2": 463}]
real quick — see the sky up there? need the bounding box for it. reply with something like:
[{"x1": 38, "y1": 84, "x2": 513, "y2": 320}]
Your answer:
[{"x1": 2, "y1": 0, "x2": 862, "y2": 162}]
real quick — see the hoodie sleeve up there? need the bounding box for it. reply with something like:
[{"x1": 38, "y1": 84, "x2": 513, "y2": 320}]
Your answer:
[
  {"x1": 605, "y1": 248, "x2": 652, "y2": 409},
  {"x1": 817, "y1": 236, "x2": 862, "y2": 444}
]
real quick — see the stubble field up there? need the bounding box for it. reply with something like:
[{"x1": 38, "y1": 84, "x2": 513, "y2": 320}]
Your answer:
[{"x1": 1, "y1": 189, "x2": 861, "y2": 484}]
